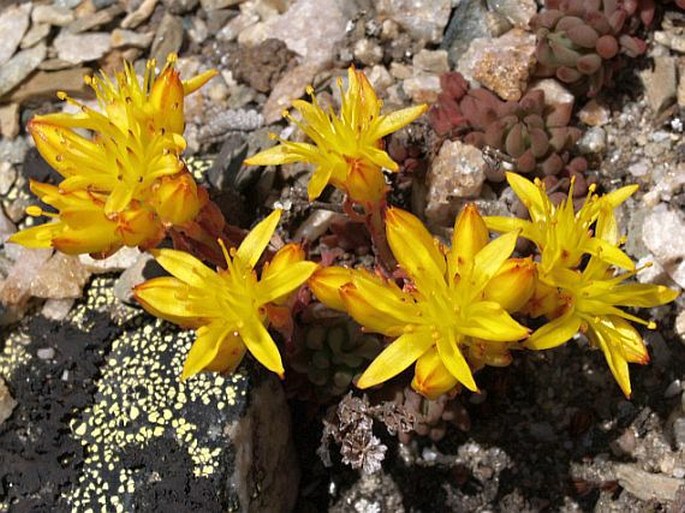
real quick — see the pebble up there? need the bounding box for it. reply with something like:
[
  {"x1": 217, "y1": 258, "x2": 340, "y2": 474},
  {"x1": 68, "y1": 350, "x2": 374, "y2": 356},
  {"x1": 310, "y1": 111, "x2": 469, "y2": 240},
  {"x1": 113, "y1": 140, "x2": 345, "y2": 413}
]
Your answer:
[
  {"x1": 121, "y1": 0, "x2": 158, "y2": 29},
  {"x1": 111, "y1": 28, "x2": 155, "y2": 49},
  {"x1": 578, "y1": 99, "x2": 610, "y2": 127},
  {"x1": 366, "y1": 65, "x2": 394, "y2": 94},
  {"x1": 30, "y1": 253, "x2": 91, "y2": 300},
  {"x1": 0, "y1": 103, "x2": 20, "y2": 139},
  {"x1": 673, "y1": 418, "x2": 685, "y2": 450},
  {"x1": 199, "y1": 108, "x2": 263, "y2": 141},
  {"x1": 113, "y1": 253, "x2": 156, "y2": 304},
  {"x1": 442, "y1": 0, "x2": 492, "y2": 66},
  {"x1": 615, "y1": 463, "x2": 682, "y2": 502},
  {"x1": 0, "y1": 162, "x2": 17, "y2": 195},
  {"x1": 162, "y1": 0, "x2": 200, "y2": 14},
  {"x1": 425, "y1": 140, "x2": 487, "y2": 226},
  {"x1": 642, "y1": 205, "x2": 685, "y2": 288},
  {"x1": 0, "y1": 43, "x2": 47, "y2": 98},
  {"x1": 677, "y1": 59, "x2": 685, "y2": 107},
  {"x1": 458, "y1": 29, "x2": 537, "y2": 101},
  {"x1": 353, "y1": 39, "x2": 383, "y2": 66},
  {"x1": 200, "y1": 0, "x2": 243, "y2": 10},
  {"x1": 675, "y1": 310, "x2": 685, "y2": 343},
  {"x1": 377, "y1": 0, "x2": 451, "y2": 44},
  {"x1": 654, "y1": 30, "x2": 685, "y2": 53},
  {"x1": 664, "y1": 380, "x2": 682, "y2": 398},
  {"x1": 412, "y1": 49, "x2": 449, "y2": 74},
  {"x1": 0, "y1": 378, "x2": 17, "y2": 426},
  {"x1": 150, "y1": 13, "x2": 184, "y2": 64},
  {"x1": 67, "y1": 4, "x2": 124, "y2": 33},
  {"x1": 294, "y1": 210, "x2": 343, "y2": 242},
  {"x1": 79, "y1": 247, "x2": 142, "y2": 273},
  {"x1": 41, "y1": 298, "x2": 76, "y2": 321},
  {"x1": 267, "y1": 0, "x2": 349, "y2": 65},
  {"x1": 577, "y1": 127, "x2": 607, "y2": 155},
  {"x1": 0, "y1": 247, "x2": 52, "y2": 318},
  {"x1": 0, "y1": 3, "x2": 32, "y2": 66},
  {"x1": 263, "y1": 62, "x2": 321, "y2": 124},
  {"x1": 31, "y1": 4, "x2": 75, "y2": 26},
  {"x1": 639, "y1": 56, "x2": 677, "y2": 113},
  {"x1": 402, "y1": 74, "x2": 441, "y2": 103},
  {"x1": 3, "y1": 67, "x2": 90, "y2": 105},
  {"x1": 20, "y1": 22, "x2": 51, "y2": 49},
  {"x1": 486, "y1": 0, "x2": 536, "y2": 28},
  {"x1": 0, "y1": 137, "x2": 29, "y2": 165},
  {"x1": 37, "y1": 347, "x2": 56, "y2": 360},
  {"x1": 53, "y1": 31, "x2": 111, "y2": 64}
]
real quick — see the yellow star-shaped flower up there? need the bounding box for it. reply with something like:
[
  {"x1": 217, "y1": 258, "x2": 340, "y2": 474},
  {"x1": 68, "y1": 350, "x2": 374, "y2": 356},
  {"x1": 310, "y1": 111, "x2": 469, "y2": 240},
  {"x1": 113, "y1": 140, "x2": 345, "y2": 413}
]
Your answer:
[
  {"x1": 309, "y1": 205, "x2": 532, "y2": 398},
  {"x1": 134, "y1": 210, "x2": 318, "y2": 379}
]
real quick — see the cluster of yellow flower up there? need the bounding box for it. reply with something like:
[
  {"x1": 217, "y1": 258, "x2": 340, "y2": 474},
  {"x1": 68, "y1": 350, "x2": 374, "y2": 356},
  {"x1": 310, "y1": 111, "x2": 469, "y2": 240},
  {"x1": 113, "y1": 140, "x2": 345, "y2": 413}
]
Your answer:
[{"x1": 11, "y1": 57, "x2": 678, "y2": 399}]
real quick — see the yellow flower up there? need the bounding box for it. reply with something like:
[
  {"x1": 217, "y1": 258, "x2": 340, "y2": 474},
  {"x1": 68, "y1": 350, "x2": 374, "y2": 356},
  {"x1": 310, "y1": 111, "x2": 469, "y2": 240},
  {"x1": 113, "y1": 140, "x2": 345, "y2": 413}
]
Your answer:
[
  {"x1": 309, "y1": 205, "x2": 531, "y2": 398},
  {"x1": 134, "y1": 209, "x2": 318, "y2": 379},
  {"x1": 244, "y1": 66, "x2": 427, "y2": 206},
  {"x1": 525, "y1": 258, "x2": 678, "y2": 397},
  {"x1": 485, "y1": 172, "x2": 637, "y2": 274},
  {"x1": 9, "y1": 54, "x2": 217, "y2": 257}
]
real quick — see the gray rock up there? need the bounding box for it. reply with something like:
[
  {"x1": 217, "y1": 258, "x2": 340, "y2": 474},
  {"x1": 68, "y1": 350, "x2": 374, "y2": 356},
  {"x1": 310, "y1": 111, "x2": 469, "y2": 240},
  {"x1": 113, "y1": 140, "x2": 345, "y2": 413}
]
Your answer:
[
  {"x1": 53, "y1": 31, "x2": 111, "y2": 64},
  {"x1": 20, "y1": 22, "x2": 51, "y2": 49},
  {"x1": 0, "y1": 162, "x2": 17, "y2": 195},
  {"x1": 162, "y1": 0, "x2": 200, "y2": 13},
  {"x1": 642, "y1": 205, "x2": 685, "y2": 288},
  {"x1": 412, "y1": 49, "x2": 449, "y2": 74},
  {"x1": 330, "y1": 472, "x2": 405, "y2": 513},
  {"x1": 639, "y1": 56, "x2": 677, "y2": 113},
  {"x1": 615, "y1": 463, "x2": 682, "y2": 502},
  {"x1": 353, "y1": 38, "x2": 384, "y2": 66},
  {"x1": 578, "y1": 99, "x2": 610, "y2": 126},
  {"x1": 121, "y1": 0, "x2": 158, "y2": 29},
  {"x1": 0, "y1": 246, "x2": 52, "y2": 326},
  {"x1": 41, "y1": 298, "x2": 76, "y2": 321},
  {"x1": 198, "y1": 108, "x2": 264, "y2": 143},
  {"x1": 457, "y1": 29, "x2": 536, "y2": 101},
  {"x1": 65, "y1": 314, "x2": 298, "y2": 512},
  {"x1": 67, "y1": 4, "x2": 124, "y2": 33},
  {"x1": 37, "y1": 347, "x2": 56, "y2": 360},
  {"x1": 378, "y1": 0, "x2": 451, "y2": 43},
  {"x1": 79, "y1": 247, "x2": 143, "y2": 274},
  {"x1": 111, "y1": 28, "x2": 155, "y2": 49},
  {"x1": 263, "y1": 62, "x2": 321, "y2": 124},
  {"x1": 425, "y1": 140, "x2": 487, "y2": 226},
  {"x1": 200, "y1": 0, "x2": 243, "y2": 9},
  {"x1": 0, "y1": 103, "x2": 20, "y2": 139},
  {"x1": 3, "y1": 67, "x2": 91, "y2": 105},
  {"x1": 442, "y1": 0, "x2": 492, "y2": 66},
  {"x1": 150, "y1": 12, "x2": 184, "y2": 64},
  {"x1": 577, "y1": 127, "x2": 607, "y2": 155},
  {"x1": 113, "y1": 253, "x2": 156, "y2": 304},
  {"x1": 0, "y1": 377, "x2": 17, "y2": 426},
  {"x1": 267, "y1": 0, "x2": 350, "y2": 65},
  {"x1": 0, "y1": 42, "x2": 46, "y2": 97},
  {"x1": 675, "y1": 310, "x2": 685, "y2": 343},
  {"x1": 0, "y1": 3, "x2": 32, "y2": 66},
  {"x1": 31, "y1": 4, "x2": 75, "y2": 26},
  {"x1": 403, "y1": 73, "x2": 441, "y2": 103},
  {"x1": 487, "y1": 0, "x2": 537, "y2": 28},
  {"x1": 0, "y1": 136, "x2": 29, "y2": 165}
]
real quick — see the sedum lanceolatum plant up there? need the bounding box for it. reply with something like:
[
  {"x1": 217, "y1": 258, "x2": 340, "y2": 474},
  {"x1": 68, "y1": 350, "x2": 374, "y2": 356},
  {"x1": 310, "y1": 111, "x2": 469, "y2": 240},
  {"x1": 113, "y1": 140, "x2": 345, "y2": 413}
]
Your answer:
[
  {"x1": 10, "y1": 55, "x2": 218, "y2": 259},
  {"x1": 9, "y1": 55, "x2": 679, "y2": 415},
  {"x1": 245, "y1": 66, "x2": 427, "y2": 270}
]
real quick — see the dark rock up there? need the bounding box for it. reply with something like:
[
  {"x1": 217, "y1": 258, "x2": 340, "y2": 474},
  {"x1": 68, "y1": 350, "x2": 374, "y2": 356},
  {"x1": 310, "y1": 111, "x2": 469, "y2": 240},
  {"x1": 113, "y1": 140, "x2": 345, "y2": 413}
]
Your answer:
[{"x1": 229, "y1": 38, "x2": 296, "y2": 93}]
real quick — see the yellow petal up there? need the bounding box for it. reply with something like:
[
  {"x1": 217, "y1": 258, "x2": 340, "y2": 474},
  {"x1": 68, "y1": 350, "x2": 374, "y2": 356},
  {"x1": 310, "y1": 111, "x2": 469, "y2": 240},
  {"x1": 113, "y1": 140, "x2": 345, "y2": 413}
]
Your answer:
[
  {"x1": 586, "y1": 318, "x2": 635, "y2": 398},
  {"x1": 386, "y1": 207, "x2": 446, "y2": 287},
  {"x1": 133, "y1": 277, "x2": 205, "y2": 327},
  {"x1": 307, "y1": 166, "x2": 333, "y2": 201},
  {"x1": 505, "y1": 172, "x2": 548, "y2": 221},
  {"x1": 411, "y1": 348, "x2": 459, "y2": 399},
  {"x1": 153, "y1": 248, "x2": 217, "y2": 288},
  {"x1": 603, "y1": 184, "x2": 638, "y2": 208},
  {"x1": 586, "y1": 237, "x2": 635, "y2": 271},
  {"x1": 601, "y1": 283, "x2": 679, "y2": 308},
  {"x1": 435, "y1": 331, "x2": 477, "y2": 392},
  {"x1": 181, "y1": 321, "x2": 233, "y2": 380},
  {"x1": 460, "y1": 301, "x2": 530, "y2": 341},
  {"x1": 244, "y1": 143, "x2": 306, "y2": 166},
  {"x1": 524, "y1": 312, "x2": 582, "y2": 350},
  {"x1": 356, "y1": 330, "x2": 433, "y2": 389},
  {"x1": 183, "y1": 69, "x2": 219, "y2": 96},
  {"x1": 448, "y1": 204, "x2": 489, "y2": 277},
  {"x1": 372, "y1": 104, "x2": 428, "y2": 139},
  {"x1": 7, "y1": 223, "x2": 61, "y2": 249},
  {"x1": 470, "y1": 230, "x2": 519, "y2": 292},
  {"x1": 340, "y1": 279, "x2": 416, "y2": 337},
  {"x1": 308, "y1": 266, "x2": 355, "y2": 312},
  {"x1": 237, "y1": 316, "x2": 284, "y2": 377},
  {"x1": 255, "y1": 261, "x2": 318, "y2": 304},
  {"x1": 235, "y1": 209, "x2": 281, "y2": 268},
  {"x1": 262, "y1": 243, "x2": 305, "y2": 279}
]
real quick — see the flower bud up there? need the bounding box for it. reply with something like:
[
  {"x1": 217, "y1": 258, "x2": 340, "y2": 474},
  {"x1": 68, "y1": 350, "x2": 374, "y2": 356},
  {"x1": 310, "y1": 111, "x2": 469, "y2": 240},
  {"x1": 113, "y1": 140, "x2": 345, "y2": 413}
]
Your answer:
[
  {"x1": 151, "y1": 172, "x2": 203, "y2": 226},
  {"x1": 484, "y1": 257, "x2": 536, "y2": 313},
  {"x1": 412, "y1": 348, "x2": 459, "y2": 400}
]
